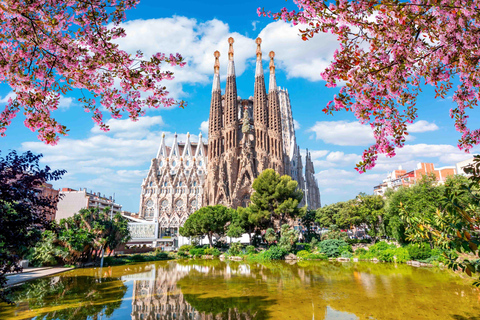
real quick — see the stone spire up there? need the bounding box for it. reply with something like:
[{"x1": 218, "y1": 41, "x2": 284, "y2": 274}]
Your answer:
[
  {"x1": 304, "y1": 149, "x2": 321, "y2": 209},
  {"x1": 253, "y1": 37, "x2": 269, "y2": 170},
  {"x1": 212, "y1": 50, "x2": 221, "y2": 93},
  {"x1": 227, "y1": 37, "x2": 235, "y2": 76},
  {"x1": 267, "y1": 51, "x2": 284, "y2": 174},
  {"x1": 269, "y1": 51, "x2": 277, "y2": 93},
  {"x1": 183, "y1": 132, "x2": 192, "y2": 158},
  {"x1": 208, "y1": 50, "x2": 223, "y2": 160},
  {"x1": 156, "y1": 132, "x2": 167, "y2": 158},
  {"x1": 169, "y1": 133, "x2": 179, "y2": 158},
  {"x1": 224, "y1": 37, "x2": 238, "y2": 151}
]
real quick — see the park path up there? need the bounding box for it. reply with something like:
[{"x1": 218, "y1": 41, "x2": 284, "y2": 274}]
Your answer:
[{"x1": 6, "y1": 267, "x2": 73, "y2": 287}]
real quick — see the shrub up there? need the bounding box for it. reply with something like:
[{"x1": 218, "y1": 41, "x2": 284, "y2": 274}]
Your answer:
[
  {"x1": 341, "y1": 251, "x2": 353, "y2": 258},
  {"x1": 393, "y1": 247, "x2": 410, "y2": 263},
  {"x1": 369, "y1": 241, "x2": 395, "y2": 254},
  {"x1": 228, "y1": 242, "x2": 243, "y2": 256},
  {"x1": 407, "y1": 243, "x2": 432, "y2": 261},
  {"x1": 354, "y1": 248, "x2": 367, "y2": 256},
  {"x1": 378, "y1": 248, "x2": 396, "y2": 262},
  {"x1": 263, "y1": 246, "x2": 287, "y2": 260},
  {"x1": 204, "y1": 247, "x2": 221, "y2": 257},
  {"x1": 318, "y1": 239, "x2": 349, "y2": 258},
  {"x1": 306, "y1": 253, "x2": 328, "y2": 260},
  {"x1": 179, "y1": 245, "x2": 195, "y2": 253},
  {"x1": 278, "y1": 224, "x2": 299, "y2": 252},
  {"x1": 130, "y1": 254, "x2": 146, "y2": 262},
  {"x1": 310, "y1": 237, "x2": 319, "y2": 250},
  {"x1": 296, "y1": 250, "x2": 310, "y2": 259},
  {"x1": 245, "y1": 245, "x2": 256, "y2": 255},
  {"x1": 154, "y1": 251, "x2": 168, "y2": 259},
  {"x1": 177, "y1": 251, "x2": 189, "y2": 259},
  {"x1": 189, "y1": 248, "x2": 205, "y2": 257}
]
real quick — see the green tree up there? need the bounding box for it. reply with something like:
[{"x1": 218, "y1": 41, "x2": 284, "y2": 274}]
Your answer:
[
  {"x1": 385, "y1": 174, "x2": 445, "y2": 245},
  {"x1": 0, "y1": 150, "x2": 65, "y2": 303},
  {"x1": 264, "y1": 228, "x2": 277, "y2": 246},
  {"x1": 55, "y1": 208, "x2": 130, "y2": 264},
  {"x1": 299, "y1": 210, "x2": 317, "y2": 242},
  {"x1": 179, "y1": 205, "x2": 234, "y2": 248},
  {"x1": 227, "y1": 207, "x2": 257, "y2": 244},
  {"x1": 30, "y1": 230, "x2": 68, "y2": 267},
  {"x1": 399, "y1": 156, "x2": 480, "y2": 286},
  {"x1": 278, "y1": 224, "x2": 299, "y2": 252},
  {"x1": 315, "y1": 201, "x2": 352, "y2": 229},
  {"x1": 249, "y1": 169, "x2": 304, "y2": 229},
  {"x1": 355, "y1": 194, "x2": 385, "y2": 241}
]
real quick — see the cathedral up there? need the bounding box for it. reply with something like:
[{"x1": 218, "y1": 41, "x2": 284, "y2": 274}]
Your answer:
[{"x1": 131, "y1": 37, "x2": 320, "y2": 248}]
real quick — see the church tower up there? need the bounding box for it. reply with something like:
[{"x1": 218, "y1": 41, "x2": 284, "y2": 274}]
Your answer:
[
  {"x1": 253, "y1": 38, "x2": 269, "y2": 174},
  {"x1": 205, "y1": 51, "x2": 223, "y2": 205},
  {"x1": 267, "y1": 51, "x2": 284, "y2": 174},
  {"x1": 221, "y1": 37, "x2": 240, "y2": 204}
]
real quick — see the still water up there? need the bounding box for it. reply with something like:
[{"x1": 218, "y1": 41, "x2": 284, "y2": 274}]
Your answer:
[{"x1": 1, "y1": 260, "x2": 480, "y2": 319}]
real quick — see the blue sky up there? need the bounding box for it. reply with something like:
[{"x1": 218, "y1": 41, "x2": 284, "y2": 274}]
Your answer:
[{"x1": 1, "y1": 0, "x2": 479, "y2": 212}]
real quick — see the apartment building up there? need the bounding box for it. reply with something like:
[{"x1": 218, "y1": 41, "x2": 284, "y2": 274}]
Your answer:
[
  {"x1": 373, "y1": 162, "x2": 457, "y2": 196},
  {"x1": 56, "y1": 188, "x2": 122, "y2": 221}
]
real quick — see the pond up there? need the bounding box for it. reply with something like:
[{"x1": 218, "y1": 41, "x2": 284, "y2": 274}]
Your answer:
[{"x1": 1, "y1": 260, "x2": 480, "y2": 319}]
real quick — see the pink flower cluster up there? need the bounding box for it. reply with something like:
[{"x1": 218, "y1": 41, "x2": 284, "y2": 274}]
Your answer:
[
  {"x1": 260, "y1": 0, "x2": 480, "y2": 172},
  {"x1": 0, "y1": 0, "x2": 185, "y2": 144}
]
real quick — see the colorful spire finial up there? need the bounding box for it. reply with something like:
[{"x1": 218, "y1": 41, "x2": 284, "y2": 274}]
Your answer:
[
  {"x1": 269, "y1": 51, "x2": 275, "y2": 72},
  {"x1": 228, "y1": 37, "x2": 234, "y2": 60},
  {"x1": 256, "y1": 37, "x2": 262, "y2": 60},
  {"x1": 214, "y1": 50, "x2": 220, "y2": 74}
]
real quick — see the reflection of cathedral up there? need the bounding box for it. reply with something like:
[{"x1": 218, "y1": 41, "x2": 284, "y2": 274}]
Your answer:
[
  {"x1": 128, "y1": 263, "x2": 259, "y2": 320},
  {"x1": 129, "y1": 37, "x2": 321, "y2": 247}
]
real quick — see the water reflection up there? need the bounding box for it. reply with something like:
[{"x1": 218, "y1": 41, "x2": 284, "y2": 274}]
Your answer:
[
  {"x1": 1, "y1": 260, "x2": 480, "y2": 320},
  {"x1": 127, "y1": 261, "x2": 272, "y2": 319}
]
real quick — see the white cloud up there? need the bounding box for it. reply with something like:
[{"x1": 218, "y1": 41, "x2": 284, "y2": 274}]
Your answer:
[
  {"x1": 408, "y1": 120, "x2": 439, "y2": 133},
  {"x1": 91, "y1": 115, "x2": 164, "y2": 139},
  {"x1": 308, "y1": 120, "x2": 373, "y2": 146},
  {"x1": 258, "y1": 20, "x2": 340, "y2": 81},
  {"x1": 58, "y1": 96, "x2": 74, "y2": 110},
  {"x1": 199, "y1": 120, "x2": 209, "y2": 135},
  {"x1": 0, "y1": 91, "x2": 16, "y2": 103},
  {"x1": 252, "y1": 21, "x2": 259, "y2": 31},
  {"x1": 112, "y1": 17, "x2": 342, "y2": 101},
  {"x1": 293, "y1": 119, "x2": 301, "y2": 130},
  {"x1": 114, "y1": 17, "x2": 255, "y2": 98}
]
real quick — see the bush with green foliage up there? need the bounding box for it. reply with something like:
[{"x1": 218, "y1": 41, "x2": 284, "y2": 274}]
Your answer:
[
  {"x1": 204, "y1": 247, "x2": 221, "y2": 257},
  {"x1": 262, "y1": 246, "x2": 288, "y2": 260},
  {"x1": 296, "y1": 250, "x2": 310, "y2": 259},
  {"x1": 178, "y1": 245, "x2": 195, "y2": 253},
  {"x1": 278, "y1": 224, "x2": 299, "y2": 252},
  {"x1": 30, "y1": 231, "x2": 67, "y2": 267},
  {"x1": 177, "y1": 251, "x2": 189, "y2": 259},
  {"x1": 129, "y1": 254, "x2": 146, "y2": 262},
  {"x1": 354, "y1": 248, "x2": 367, "y2": 256},
  {"x1": 407, "y1": 243, "x2": 432, "y2": 260},
  {"x1": 306, "y1": 253, "x2": 328, "y2": 260},
  {"x1": 189, "y1": 248, "x2": 205, "y2": 257},
  {"x1": 318, "y1": 239, "x2": 351, "y2": 258},
  {"x1": 245, "y1": 245, "x2": 256, "y2": 255},
  {"x1": 228, "y1": 242, "x2": 243, "y2": 256}
]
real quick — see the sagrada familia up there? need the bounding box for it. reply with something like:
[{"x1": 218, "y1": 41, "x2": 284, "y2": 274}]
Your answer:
[{"x1": 129, "y1": 38, "x2": 321, "y2": 248}]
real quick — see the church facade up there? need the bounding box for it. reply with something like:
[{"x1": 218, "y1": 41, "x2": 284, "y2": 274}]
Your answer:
[{"x1": 130, "y1": 38, "x2": 320, "y2": 248}]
